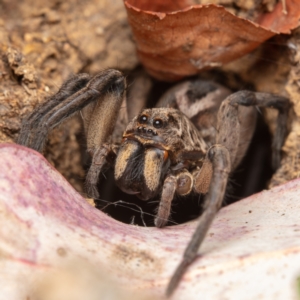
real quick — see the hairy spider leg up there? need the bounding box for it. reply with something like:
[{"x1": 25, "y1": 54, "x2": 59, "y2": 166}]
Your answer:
[
  {"x1": 18, "y1": 73, "x2": 91, "y2": 147},
  {"x1": 228, "y1": 91, "x2": 290, "y2": 170},
  {"x1": 155, "y1": 174, "x2": 177, "y2": 228},
  {"x1": 166, "y1": 91, "x2": 290, "y2": 297},
  {"x1": 85, "y1": 144, "x2": 113, "y2": 199},
  {"x1": 18, "y1": 69, "x2": 125, "y2": 153},
  {"x1": 155, "y1": 169, "x2": 194, "y2": 228}
]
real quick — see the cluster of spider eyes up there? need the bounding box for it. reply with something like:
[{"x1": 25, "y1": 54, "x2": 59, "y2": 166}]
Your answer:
[{"x1": 139, "y1": 115, "x2": 164, "y2": 128}]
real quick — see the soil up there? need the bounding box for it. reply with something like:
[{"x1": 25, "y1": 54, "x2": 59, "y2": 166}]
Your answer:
[
  {"x1": 0, "y1": 0, "x2": 299, "y2": 224},
  {"x1": 0, "y1": 0, "x2": 138, "y2": 192}
]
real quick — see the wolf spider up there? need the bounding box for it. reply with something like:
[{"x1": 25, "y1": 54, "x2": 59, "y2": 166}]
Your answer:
[{"x1": 18, "y1": 69, "x2": 290, "y2": 296}]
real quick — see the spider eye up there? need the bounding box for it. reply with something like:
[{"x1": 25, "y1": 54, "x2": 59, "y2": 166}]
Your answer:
[
  {"x1": 139, "y1": 115, "x2": 148, "y2": 123},
  {"x1": 153, "y1": 118, "x2": 163, "y2": 128}
]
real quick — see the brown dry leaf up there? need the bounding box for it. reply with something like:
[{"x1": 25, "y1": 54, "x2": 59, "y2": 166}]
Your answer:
[{"x1": 124, "y1": 0, "x2": 300, "y2": 81}]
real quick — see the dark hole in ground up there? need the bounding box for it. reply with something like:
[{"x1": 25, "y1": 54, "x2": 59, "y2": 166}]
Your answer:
[{"x1": 90, "y1": 72, "x2": 274, "y2": 227}]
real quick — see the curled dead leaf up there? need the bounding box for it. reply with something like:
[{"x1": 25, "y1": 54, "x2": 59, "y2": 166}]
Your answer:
[{"x1": 124, "y1": 0, "x2": 300, "y2": 80}]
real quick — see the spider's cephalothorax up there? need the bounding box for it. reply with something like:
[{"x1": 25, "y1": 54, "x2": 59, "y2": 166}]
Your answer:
[
  {"x1": 115, "y1": 108, "x2": 207, "y2": 202},
  {"x1": 18, "y1": 69, "x2": 290, "y2": 297}
]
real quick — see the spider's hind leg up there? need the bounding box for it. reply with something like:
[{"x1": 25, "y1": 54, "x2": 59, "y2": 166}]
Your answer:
[{"x1": 228, "y1": 91, "x2": 290, "y2": 170}]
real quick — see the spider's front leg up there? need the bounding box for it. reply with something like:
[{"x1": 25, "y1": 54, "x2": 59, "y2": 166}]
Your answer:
[
  {"x1": 155, "y1": 169, "x2": 194, "y2": 228},
  {"x1": 18, "y1": 73, "x2": 91, "y2": 149},
  {"x1": 166, "y1": 91, "x2": 290, "y2": 296},
  {"x1": 18, "y1": 69, "x2": 127, "y2": 198}
]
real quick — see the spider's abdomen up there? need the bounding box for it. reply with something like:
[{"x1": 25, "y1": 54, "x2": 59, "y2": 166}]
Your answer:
[{"x1": 114, "y1": 139, "x2": 169, "y2": 200}]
